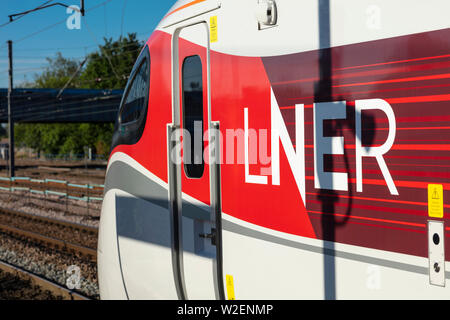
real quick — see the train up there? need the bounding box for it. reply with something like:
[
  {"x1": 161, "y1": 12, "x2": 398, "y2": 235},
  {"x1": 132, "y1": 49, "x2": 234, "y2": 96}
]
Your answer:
[{"x1": 98, "y1": 0, "x2": 450, "y2": 299}]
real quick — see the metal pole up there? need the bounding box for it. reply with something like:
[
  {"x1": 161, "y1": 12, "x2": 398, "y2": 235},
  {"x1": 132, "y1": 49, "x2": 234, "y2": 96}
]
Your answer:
[
  {"x1": 65, "y1": 181, "x2": 68, "y2": 215},
  {"x1": 7, "y1": 40, "x2": 15, "y2": 178},
  {"x1": 87, "y1": 183, "x2": 89, "y2": 216},
  {"x1": 80, "y1": 0, "x2": 85, "y2": 16}
]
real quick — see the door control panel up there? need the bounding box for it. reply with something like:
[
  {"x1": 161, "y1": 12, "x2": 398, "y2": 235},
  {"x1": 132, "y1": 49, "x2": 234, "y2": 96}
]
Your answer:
[{"x1": 428, "y1": 220, "x2": 445, "y2": 287}]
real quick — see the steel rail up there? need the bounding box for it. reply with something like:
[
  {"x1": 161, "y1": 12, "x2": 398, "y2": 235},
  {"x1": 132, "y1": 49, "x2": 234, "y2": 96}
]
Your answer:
[
  {"x1": 0, "y1": 260, "x2": 90, "y2": 300},
  {"x1": 0, "y1": 222, "x2": 97, "y2": 262},
  {"x1": 0, "y1": 207, "x2": 98, "y2": 235}
]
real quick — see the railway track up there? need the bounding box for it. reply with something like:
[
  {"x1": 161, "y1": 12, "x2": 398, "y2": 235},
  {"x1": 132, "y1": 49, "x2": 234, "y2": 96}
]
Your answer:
[
  {"x1": 0, "y1": 260, "x2": 90, "y2": 300},
  {"x1": 0, "y1": 207, "x2": 97, "y2": 262},
  {"x1": 0, "y1": 178, "x2": 104, "y2": 199}
]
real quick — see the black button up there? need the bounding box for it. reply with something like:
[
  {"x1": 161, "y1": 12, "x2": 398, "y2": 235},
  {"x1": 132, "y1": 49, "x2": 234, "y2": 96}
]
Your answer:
[{"x1": 433, "y1": 233, "x2": 440, "y2": 245}]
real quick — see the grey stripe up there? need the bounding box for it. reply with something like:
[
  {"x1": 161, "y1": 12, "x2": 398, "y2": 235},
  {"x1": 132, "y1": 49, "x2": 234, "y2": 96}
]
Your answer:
[
  {"x1": 106, "y1": 161, "x2": 448, "y2": 279},
  {"x1": 222, "y1": 219, "x2": 450, "y2": 279},
  {"x1": 182, "y1": 199, "x2": 210, "y2": 221},
  {"x1": 105, "y1": 161, "x2": 169, "y2": 209},
  {"x1": 106, "y1": 160, "x2": 210, "y2": 221}
]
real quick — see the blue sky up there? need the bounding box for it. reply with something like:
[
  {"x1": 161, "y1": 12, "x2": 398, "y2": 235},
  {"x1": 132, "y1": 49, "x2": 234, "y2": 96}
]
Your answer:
[{"x1": 0, "y1": 0, "x2": 175, "y2": 88}]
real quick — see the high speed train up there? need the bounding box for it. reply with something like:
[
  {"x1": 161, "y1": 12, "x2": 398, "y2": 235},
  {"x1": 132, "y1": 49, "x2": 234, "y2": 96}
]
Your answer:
[{"x1": 98, "y1": 0, "x2": 450, "y2": 299}]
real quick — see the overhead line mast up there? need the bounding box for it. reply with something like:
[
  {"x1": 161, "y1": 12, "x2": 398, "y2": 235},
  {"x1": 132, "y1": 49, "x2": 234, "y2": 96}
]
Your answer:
[{"x1": 7, "y1": 40, "x2": 14, "y2": 178}]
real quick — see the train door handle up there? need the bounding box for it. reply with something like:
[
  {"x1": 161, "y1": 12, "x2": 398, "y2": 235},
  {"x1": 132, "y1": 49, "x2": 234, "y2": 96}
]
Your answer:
[
  {"x1": 199, "y1": 228, "x2": 216, "y2": 246},
  {"x1": 434, "y1": 262, "x2": 441, "y2": 273}
]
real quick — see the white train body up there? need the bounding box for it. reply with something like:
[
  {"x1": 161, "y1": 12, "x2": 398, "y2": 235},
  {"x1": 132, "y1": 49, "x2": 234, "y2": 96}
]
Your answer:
[{"x1": 98, "y1": 0, "x2": 450, "y2": 299}]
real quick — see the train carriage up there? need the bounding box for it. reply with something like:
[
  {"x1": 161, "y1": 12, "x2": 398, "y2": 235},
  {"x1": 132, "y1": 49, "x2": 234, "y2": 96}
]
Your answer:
[{"x1": 98, "y1": 0, "x2": 450, "y2": 299}]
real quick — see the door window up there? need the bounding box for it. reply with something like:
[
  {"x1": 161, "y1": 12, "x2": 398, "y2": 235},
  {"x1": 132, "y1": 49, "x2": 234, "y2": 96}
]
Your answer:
[{"x1": 182, "y1": 55, "x2": 204, "y2": 179}]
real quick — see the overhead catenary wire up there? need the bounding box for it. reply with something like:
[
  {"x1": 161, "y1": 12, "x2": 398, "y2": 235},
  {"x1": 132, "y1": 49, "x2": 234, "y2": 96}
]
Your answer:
[
  {"x1": 56, "y1": 57, "x2": 88, "y2": 99},
  {"x1": 120, "y1": 0, "x2": 128, "y2": 39},
  {"x1": 0, "y1": 0, "x2": 54, "y2": 28},
  {"x1": 0, "y1": 0, "x2": 114, "y2": 51},
  {"x1": 0, "y1": 46, "x2": 141, "y2": 85},
  {"x1": 1, "y1": 87, "x2": 124, "y2": 114},
  {"x1": 8, "y1": 1, "x2": 83, "y2": 23},
  {"x1": 18, "y1": 105, "x2": 120, "y2": 122},
  {"x1": 2, "y1": 89, "x2": 125, "y2": 119},
  {"x1": 11, "y1": 44, "x2": 99, "y2": 53},
  {"x1": 1, "y1": 46, "x2": 142, "y2": 67},
  {"x1": 104, "y1": 1, "x2": 108, "y2": 38},
  {"x1": 8, "y1": 29, "x2": 149, "y2": 54},
  {"x1": 17, "y1": 106, "x2": 118, "y2": 122},
  {"x1": 82, "y1": 15, "x2": 123, "y2": 81},
  {"x1": 9, "y1": 92, "x2": 123, "y2": 117},
  {"x1": 10, "y1": 101, "x2": 119, "y2": 121},
  {"x1": 1, "y1": 98, "x2": 121, "y2": 122},
  {"x1": 0, "y1": 0, "x2": 148, "y2": 123}
]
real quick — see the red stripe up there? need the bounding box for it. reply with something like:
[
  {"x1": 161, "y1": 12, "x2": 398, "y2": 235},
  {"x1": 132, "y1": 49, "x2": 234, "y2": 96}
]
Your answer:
[
  {"x1": 334, "y1": 54, "x2": 450, "y2": 71},
  {"x1": 376, "y1": 115, "x2": 450, "y2": 124},
  {"x1": 307, "y1": 199, "x2": 427, "y2": 217},
  {"x1": 334, "y1": 73, "x2": 450, "y2": 88},
  {"x1": 385, "y1": 155, "x2": 450, "y2": 160},
  {"x1": 281, "y1": 94, "x2": 450, "y2": 109},
  {"x1": 365, "y1": 168, "x2": 450, "y2": 180},
  {"x1": 386, "y1": 94, "x2": 450, "y2": 104},
  {"x1": 306, "y1": 192, "x2": 436, "y2": 208},
  {"x1": 373, "y1": 163, "x2": 450, "y2": 168},
  {"x1": 305, "y1": 144, "x2": 450, "y2": 151},
  {"x1": 394, "y1": 139, "x2": 450, "y2": 142},
  {"x1": 392, "y1": 144, "x2": 450, "y2": 151},
  {"x1": 334, "y1": 60, "x2": 450, "y2": 82},
  {"x1": 307, "y1": 210, "x2": 426, "y2": 228},
  {"x1": 309, "y1": 215, "x2": 427, "y2": 235},
  {"x1": 286, "y1": 83, "x2": 450, "y2": 102},
  {"x1": 306, "y1": 165, "x2": 450, "y2": 184},
  {"x1": 273, "y1": 60, "x2": 450, "y2": 87},
  {"x1": 391, "y1": 126, "x2": 450, "y2": 131},
  {"x1": 305, "y1": 175, "x2": 450, "y2": 191},
  {"x1": 336, "y1": 126, "x2": 450, "y2": 131}
]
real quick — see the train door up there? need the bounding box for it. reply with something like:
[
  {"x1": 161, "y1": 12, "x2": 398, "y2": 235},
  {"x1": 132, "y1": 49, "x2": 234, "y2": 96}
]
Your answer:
[{"x1": 168, "y1": 22, "x2": 224, "y2": 300}]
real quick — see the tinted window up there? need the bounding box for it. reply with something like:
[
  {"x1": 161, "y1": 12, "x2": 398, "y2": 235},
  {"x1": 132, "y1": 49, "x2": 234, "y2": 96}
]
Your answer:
[
  {"x1": 182, "y1": 55, "x2": 204, "y2": 179},
  {"x1": 111, "y1": 46, "x2": 150, "y2": 151},
  {"x1": 120, "y1": 59, "x2": 149, "y2": 124}
]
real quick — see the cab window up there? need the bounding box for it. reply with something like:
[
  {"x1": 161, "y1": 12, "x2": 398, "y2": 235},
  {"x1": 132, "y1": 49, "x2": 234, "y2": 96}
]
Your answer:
[
  {"x1": 120, "y1": 58, "x2": 149, "y2": 124},
  {"x1": 111, "y1": 46, "x2": 150, "y2": 150}
]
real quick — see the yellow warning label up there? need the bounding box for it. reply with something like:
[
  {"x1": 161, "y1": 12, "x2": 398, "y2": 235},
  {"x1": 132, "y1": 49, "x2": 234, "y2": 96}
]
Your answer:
[
  {"x1": 428, "y1": 184, "x2": 444, "y2": 218},
  {"x1": 226, "y1": 274, "x2": 235, "y2": 300},
  {"x1": 210, "y1": 16, "x2": 218, "y2": 43}
]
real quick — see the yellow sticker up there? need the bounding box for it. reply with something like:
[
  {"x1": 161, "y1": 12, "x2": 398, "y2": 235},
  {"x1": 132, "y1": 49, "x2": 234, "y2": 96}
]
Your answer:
[
  {"x1": 210, "y1": 16, "x2": 218, "y2": 43},
  {"x1": 428, "y1": 184, "x2": 444, "y2": 218},
  {"x1": 226, "y1": 274, "x2": 235, "y2": 300}
]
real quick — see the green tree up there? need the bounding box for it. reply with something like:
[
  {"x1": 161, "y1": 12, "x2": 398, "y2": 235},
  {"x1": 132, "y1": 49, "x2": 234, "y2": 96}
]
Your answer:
[
  {"x1": 80, "y1": 33, "x2": 143, "y2": 89},
  {"x1": 33, "y1": 53, "x2": 81, "y2": 89},
  {"x1": 15, "y1": 34, "x2": 142, "y2": 158}
]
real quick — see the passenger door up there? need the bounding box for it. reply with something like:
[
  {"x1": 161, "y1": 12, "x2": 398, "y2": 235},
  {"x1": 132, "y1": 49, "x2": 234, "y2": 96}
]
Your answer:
[{"x1": 168, "y1": 22, "x2": 224, "y2": 300}]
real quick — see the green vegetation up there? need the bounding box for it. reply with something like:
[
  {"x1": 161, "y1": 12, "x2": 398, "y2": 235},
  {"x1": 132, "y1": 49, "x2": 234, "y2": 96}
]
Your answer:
[
  {"x1": 15, "y1": 123, "x2": 114, "y2": 158},
  {"x1": 15, "y1": 34, "x2": 143, "y2": 158},
  {"x1": 80, "y1": 33, "x2": 143, "y2": 89}
]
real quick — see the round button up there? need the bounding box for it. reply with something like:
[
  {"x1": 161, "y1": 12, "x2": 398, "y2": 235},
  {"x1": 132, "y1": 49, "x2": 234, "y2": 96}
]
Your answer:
[{"x1": 433, "y1": 233, "x2": 440, "y2": 245}]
